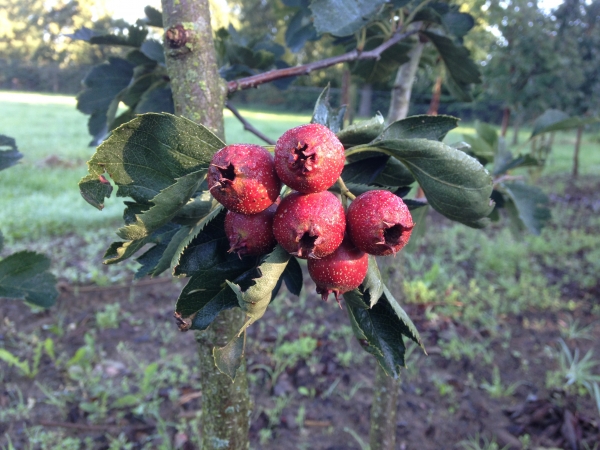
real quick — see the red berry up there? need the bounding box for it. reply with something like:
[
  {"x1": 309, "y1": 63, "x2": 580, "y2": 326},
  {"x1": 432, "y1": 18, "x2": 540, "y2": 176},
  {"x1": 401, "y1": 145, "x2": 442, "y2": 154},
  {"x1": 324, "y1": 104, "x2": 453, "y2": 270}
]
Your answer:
[
  {"x1": 274, "y1": 123, "x2": 345, "y2": 193},
  {"x1": 307, "y1": 237, "x2": 368, "y2": 305},
  {"x1": 273, "y1": 191, "x2": 345, "y2": 259},
  {"x1": 346, "y1": 190, "x2": 414, "y2": 256},
  {"x1": 224, "y1": 203, "x2": 277, "y2": 257},
  {"x1": 208, "y1": 144, "x2": 281, "y2": 214}
]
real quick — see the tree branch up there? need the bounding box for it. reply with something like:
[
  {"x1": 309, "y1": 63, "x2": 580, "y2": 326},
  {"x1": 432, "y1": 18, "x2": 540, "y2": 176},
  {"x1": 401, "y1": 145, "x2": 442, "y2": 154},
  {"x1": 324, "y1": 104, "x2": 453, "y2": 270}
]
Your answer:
[
  {"x1": 225, "y1": 102, "x2": 275, "y2": 145},
  {"x1": 227, "y1": 29, "x2": 419, "y2": 93}
]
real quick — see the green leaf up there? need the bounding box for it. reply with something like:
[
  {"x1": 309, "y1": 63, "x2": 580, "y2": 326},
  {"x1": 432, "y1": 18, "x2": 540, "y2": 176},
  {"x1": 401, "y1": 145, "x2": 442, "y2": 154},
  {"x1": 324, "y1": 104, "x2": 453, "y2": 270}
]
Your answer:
[
  {"x1": 345, "y1": 283, "x2": 422, "y2": 378},
  {"x1": 89, "y1": 25, "x2": 148, "y2": 47},
  {"x1": 475, "y1": 121, "x2": 498, "y2": 149},
  {"x1": 311, "y1": 85, "x2": 346, "y2": 133},
  {"x1": 373, "y1": 158, "x2": 416, "y2": 187},
  {"x1": 214, "y1": 332, "x2": 245, "y2": 381},
  {"x1": 79, "y1": 113, "x2": 223, "y2": 210},
  {"x1": 134, "y1": 85, "x2": 175, "y2": 114},
  {"x1": 282, "y1": 257, "x2": 303, "y2": 296},
  {"x1": 147, "y1": 226, "x2": 191, "y2": 277},
  {"x1": 76, "y1": 58, "x2": 134, "y2": 116},
  {"x1": 171, "y1": 205, "x2": 225, "y2": 277},
  {"x1": 530, "y1": 110, "x2": 600, "y2": 138},
  {"x1": 228, "y1": 246, "x2": 290, "y2": 329},
  {"x1": 337, "y1": 113, "x2": 384, "y2": 147},
  {"x1": 143, "y1": 6, "x2": 163, "y2": 27},
  {"x1": 422, "y1": 31, "x2": 480, "y2": 101},
  {"x1": 500, "y1": 182, "x2": 551, "y2": 235},
  {"x1": 442, "y1": 12, "x2": 475, "y2": 39},
  {"x1": 0, "y1": 135, "x2": 23, "y2": 171},
  {"x1": 104, "y1": 223, "x2": 178, "y2": 265},
  {"x1": 0, "y1": 251, "x2": 58, "y2": 308},
  {"x1": 361, "y1": 255, "x2": 383, "y2": 307},
  {"x1": 285, "y1": 8, "x2": 318, "y2": 52},
  {"x1": 403, "y1": 203, "x2": 428, "y2": 253},
  {"x1": 134, "y1": 227, "x2": 181, "y2": 279},
  {"x1": 175, "y1": 255, "x2": 256, "y2": 321},
  {"x1": 461, "y1": 135, "x2": 495, "y2": 165},
  {"x1": 351, "y1": 39, "x2": 411, "y2": 84},
  {"x1": 310, "y1": 0, "x2": 386, "y2": 37},
  {"x1": 380, "y1": 115, "x2": 459, "y2": 141},
  {"x1": 112, "y1": 394, "x2": 140, "y2": 408},
  {"x1": 117, "y1": 170, "x2": 206, "y2": 241},
  {"x1": 342, "y1": 155, "x2": 389, "y2": 185},
  {"x1": 349, "y1": 139, "x2": 494, "y2": 227},
  {"x1": 492, "y1": 139, "x2": 539, "y2": 176}
]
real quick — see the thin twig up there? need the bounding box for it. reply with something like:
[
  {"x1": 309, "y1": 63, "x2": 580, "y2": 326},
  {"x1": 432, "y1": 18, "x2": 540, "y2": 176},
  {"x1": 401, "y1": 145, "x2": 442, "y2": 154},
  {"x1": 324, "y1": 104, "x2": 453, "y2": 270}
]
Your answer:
[
  {"x1": 225, "y1": 102, "x2": 276, "y2": 145},
  {"x1": 227, "y1": 29, "x2": 419, "y2": 93},
  {"x1": 493, "y1": 174, "x2": 524, "y2": 186}
]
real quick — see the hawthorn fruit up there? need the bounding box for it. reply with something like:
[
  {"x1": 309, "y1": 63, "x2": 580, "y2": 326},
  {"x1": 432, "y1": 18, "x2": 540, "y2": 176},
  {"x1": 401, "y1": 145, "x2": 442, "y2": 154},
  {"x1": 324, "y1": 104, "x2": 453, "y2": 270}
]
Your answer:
[
  {"x1": 346, "y1": 190, "x2": 414, "y2": 256},
  {"x1": 208, "y1": 144, "x2": 281, "y2": 214},
  {"x1": 274, "y1": 123, "x2": 345, "y2": 193}
]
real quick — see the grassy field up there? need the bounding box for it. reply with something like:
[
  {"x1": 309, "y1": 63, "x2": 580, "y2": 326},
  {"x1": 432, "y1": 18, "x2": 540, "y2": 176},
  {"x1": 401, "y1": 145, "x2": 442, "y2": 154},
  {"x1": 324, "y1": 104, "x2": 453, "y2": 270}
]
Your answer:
[
  {"x1": 1, "y1": 91, "x2": 598, "y2": 243},
  {"x1": 1, "y1": 91, "x2": 599, "y2": 448}
]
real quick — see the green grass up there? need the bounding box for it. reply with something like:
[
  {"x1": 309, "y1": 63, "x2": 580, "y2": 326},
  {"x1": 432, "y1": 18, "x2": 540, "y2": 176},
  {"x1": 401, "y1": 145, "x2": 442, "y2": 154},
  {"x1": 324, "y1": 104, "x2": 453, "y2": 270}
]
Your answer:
[
  {"x1": 0, "y1": 91, "x2": 308, "y2": 241},
  {"x1": 1, "y1": 90, "x2": 598, "y2": 242}
]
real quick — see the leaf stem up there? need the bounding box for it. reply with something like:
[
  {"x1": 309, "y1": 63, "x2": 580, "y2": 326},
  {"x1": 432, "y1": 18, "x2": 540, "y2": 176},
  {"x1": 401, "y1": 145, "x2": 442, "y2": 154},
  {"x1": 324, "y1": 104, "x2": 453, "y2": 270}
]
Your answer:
[{"x1": 337, "y1": 177, "x2": 356, "y2": 200}]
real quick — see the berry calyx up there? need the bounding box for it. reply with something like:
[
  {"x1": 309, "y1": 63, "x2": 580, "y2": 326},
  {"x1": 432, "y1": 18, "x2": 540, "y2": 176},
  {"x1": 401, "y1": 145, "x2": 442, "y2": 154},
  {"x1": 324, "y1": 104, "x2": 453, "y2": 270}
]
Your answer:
[
  {"x1": 274, "y1": 123, "x2": 345, "y2": 193},
  {"x1": 224, "y1": 203, "x2": 277, "y2": 257},
  {"x1": 346, "y1": 190, "x2": 414, "y2": 256},
  {"x1": 273, "y1": 191, "x2": 345, "y2": 259},
  {"x1": 307, "y1": 237, "x2": 368, "y2": 305},
  {"x1": 207, "y1": 144, "x2": 281, "y2": 214}
]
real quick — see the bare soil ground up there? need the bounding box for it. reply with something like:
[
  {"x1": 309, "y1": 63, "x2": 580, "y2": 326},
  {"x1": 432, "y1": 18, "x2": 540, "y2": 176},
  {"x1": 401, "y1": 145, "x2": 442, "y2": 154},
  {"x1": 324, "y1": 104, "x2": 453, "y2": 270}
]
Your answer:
[{"x1": 1, "y1": 177, "x2": 599, "y2": 450}]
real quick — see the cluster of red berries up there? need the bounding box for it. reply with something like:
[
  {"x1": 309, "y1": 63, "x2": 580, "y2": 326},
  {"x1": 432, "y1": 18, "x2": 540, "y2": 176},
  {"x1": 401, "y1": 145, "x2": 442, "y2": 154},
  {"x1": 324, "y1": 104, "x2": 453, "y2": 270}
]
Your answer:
[{"x1": 208, "y1": 123, "x2": 414, "y2": 304}]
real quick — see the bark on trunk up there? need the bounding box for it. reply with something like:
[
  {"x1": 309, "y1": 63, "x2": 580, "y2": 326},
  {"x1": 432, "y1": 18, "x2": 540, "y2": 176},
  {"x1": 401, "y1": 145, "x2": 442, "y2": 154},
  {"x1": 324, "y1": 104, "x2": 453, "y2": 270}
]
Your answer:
[
  {"x1": 369, "y1": 367, "x2": 399, "y2": 450},
  {"x1": 573, "y1": 126, "x2": 583, "y2": 178},
  {"x1": 161, "y1": 1, "x2": 250, "y2": 448},
  {"x1": 387, "y1": 37, "x2": 424, "y2": 123},
  {"x1": 162, "y1": 0, "x2": 227, "y2": 138},
  {"x1": 358, "y1": 83, "x2": 373, "y2": 118},
  {"x1": 501, "y1": 107, "x2": 510, "y2": 137},
  {"x1": 512, "y1": 117, "x2": 520, "y2": 145},
  {"x1": 427, "y1": 75, "x2": 442, "y2": 116}
]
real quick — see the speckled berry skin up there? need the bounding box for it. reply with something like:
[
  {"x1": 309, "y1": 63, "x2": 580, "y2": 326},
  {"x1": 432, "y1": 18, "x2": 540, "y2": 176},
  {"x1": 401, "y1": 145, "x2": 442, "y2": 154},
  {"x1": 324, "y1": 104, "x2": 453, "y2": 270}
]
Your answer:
[
  {"x1": 273, "y1": 191, "x2": 345, "y2": 259},
  {"x1": 224, "y1": 203, "x2": 277, "y2": 257},
  {"x1": 208, "y1": 144, "x2": 281, "y2": 214},
  {"x1": 274, "y1": 123, "x2": 345, "y2": 193},
  {"x1": 347, "y1": 190, "x2": 414, "y2": 256},
  {"x1": 307, "y1": 237, "x2": 368, "y2": 304}
]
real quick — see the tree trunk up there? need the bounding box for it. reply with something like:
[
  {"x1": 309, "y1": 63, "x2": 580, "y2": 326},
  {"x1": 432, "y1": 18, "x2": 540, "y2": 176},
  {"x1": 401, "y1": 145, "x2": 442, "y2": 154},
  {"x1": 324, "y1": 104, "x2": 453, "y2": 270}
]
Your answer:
[
  {"x1": 161, "y1": 1, "x2": 250, "y2": 448},
  {"x1": 573, "y1": 125, "x2": 583, "y2": 178},
  {"x1": 358, "y1": 83, "x2": 373, "y2": 118},
  {"x1": 387, "y1": 36, "x2": 424, "y2": 123},
  {"x1": 369, "y1": 366, "x2": 399, "y2": 450},
  {"x1": 512, "y1": 116, "x2": 520, "y2": 145},
  {"x1": 501, "y1": 107, "x2": 510, "y2": 137},
  {"x1": 369, "y1": 38, "x2": 425, "y2": 450},
  {"x1": 427, "y1": 75, "x2": 442, "y2": 116}
]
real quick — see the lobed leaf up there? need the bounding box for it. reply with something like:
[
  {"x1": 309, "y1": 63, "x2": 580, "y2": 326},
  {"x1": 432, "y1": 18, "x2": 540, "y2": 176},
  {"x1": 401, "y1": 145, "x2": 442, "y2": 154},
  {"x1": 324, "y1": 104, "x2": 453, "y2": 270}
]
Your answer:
[
  {"x1": 530, "y1": 110, "x2": 600, "y2": 138},
  {"x1": 310, "y1": 0, "x2": 386, "y2": 37},
  {"x1": 79, "y1": 113, "x2": 223, "y2": 210},
  {"x1": 0, "y1": 251, "x2": 58, "y2": 308},
  {"x1": 361, "y1": 255, "x2": 384, "y2": 307},
  {"x1": 117, "y1": 170, "x2": 206, "y2": 241}
]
